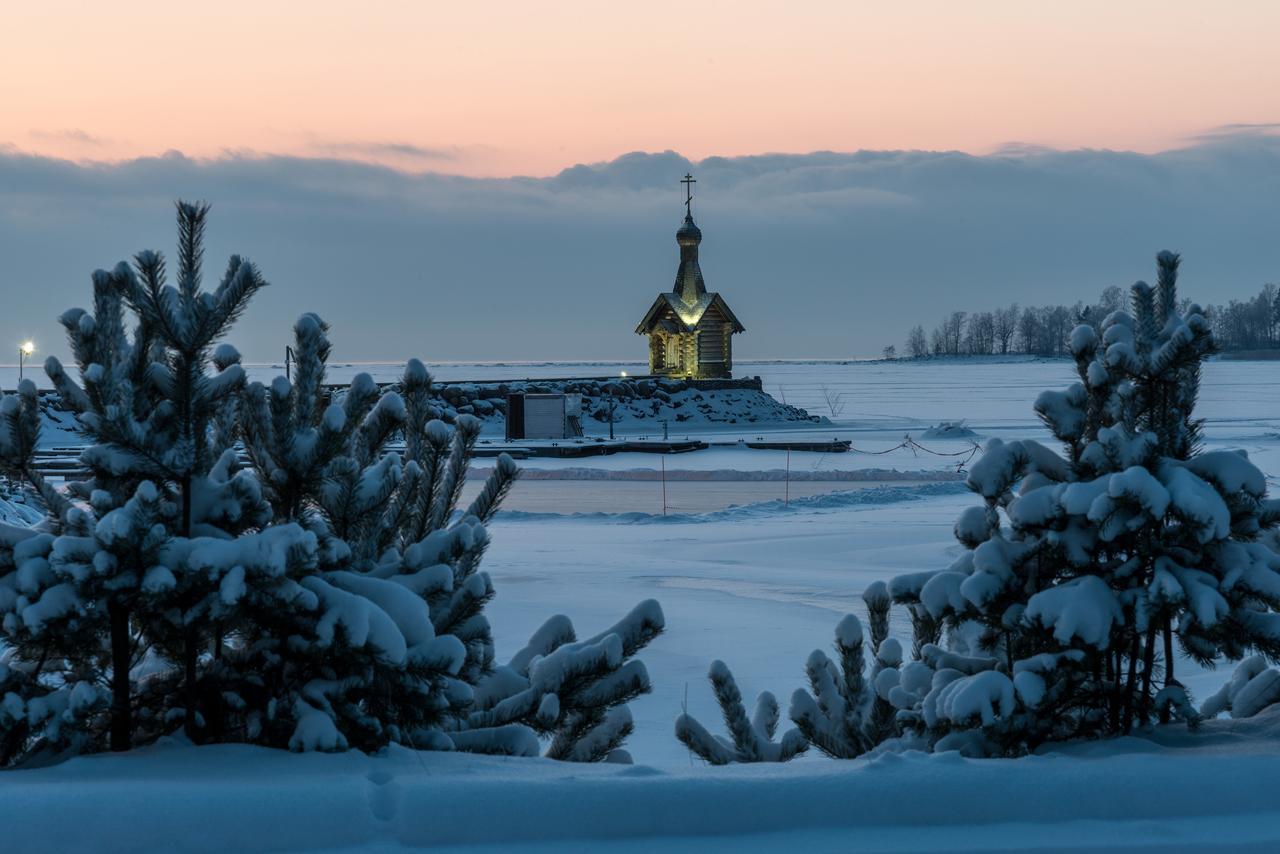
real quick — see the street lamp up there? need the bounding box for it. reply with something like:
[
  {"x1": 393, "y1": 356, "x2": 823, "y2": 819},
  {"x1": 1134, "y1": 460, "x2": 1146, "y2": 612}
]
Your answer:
[
  {"x1": 606, "y1": 383, "x2": 618, "y2": 441},
  {"x1": 606, "y1": 371, "x2": 629, "y2": 441},
  {"x1": 18, "y1": 341, "x2": 34, "y2": 382}
]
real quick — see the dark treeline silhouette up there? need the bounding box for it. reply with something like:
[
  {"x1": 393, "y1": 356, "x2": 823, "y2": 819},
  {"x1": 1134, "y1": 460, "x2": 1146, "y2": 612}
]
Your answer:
[{"x1": 904, "y1": 282, "x2": 1280, "y2": 358}]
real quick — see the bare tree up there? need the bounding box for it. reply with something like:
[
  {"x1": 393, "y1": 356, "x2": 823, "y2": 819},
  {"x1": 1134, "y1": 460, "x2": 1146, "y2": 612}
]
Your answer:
[
  {"x1": 993, "y1": 304, "x2": 1019, "y2": 354},
  {"x1": 965, "y1": 312, "x2": 995, "y2": 355},
  {"x1": 1017, "y1": 306, "x2": 1043, "y2": 354},
  {"x1": 907, "y1": 325, "x2": 929, "y2": 358},
  {"x1": 820, "y1": 385, "x2": 847, "y2": 419},
  {"x1": 944, "y1": 311, "x2": 967, "y2": 356},
  {"x1": 1096, "y1": 285, "x2": 1124, "y2": 317}
]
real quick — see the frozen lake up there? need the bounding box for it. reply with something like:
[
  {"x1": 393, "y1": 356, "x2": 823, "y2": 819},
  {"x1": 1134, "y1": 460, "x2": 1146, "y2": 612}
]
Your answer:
[
  {"x1": 461, "y1": 357, "x2": 1280, "y2": 766},
  {"x1": 480, "y1": 357, "x2": 1280, "y2": 496},
  {"x1": 9, "y1": 355, "x2": 1276, "y2": 435},
  {"x1": 9, "y1": 356, "x2": 1280, "y2": 768}
]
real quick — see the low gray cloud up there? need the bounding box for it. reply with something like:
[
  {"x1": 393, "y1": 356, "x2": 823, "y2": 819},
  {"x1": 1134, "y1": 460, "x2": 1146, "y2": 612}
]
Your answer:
[
  {"x1": 307, "y1": 141, "x2": 460, "y2": 162},
  {"x1": 1186, "y1": 123, "x2": 1280, "y2": 142},
  {"x1": 28, "y1": 128, "x2": 108, "y2": 147},
  {"x1": 1, "y1": 137, "x2": 1278, "y2": 365}
]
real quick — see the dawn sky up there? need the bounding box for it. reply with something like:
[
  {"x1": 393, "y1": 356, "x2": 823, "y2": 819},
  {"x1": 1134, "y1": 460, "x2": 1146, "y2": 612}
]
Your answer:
[
  {"x1": 2, "y1": 2, "x2": 1279, "y2": 365},
  {"x1": 5, "y1": 1, "x2": 1279, "y2": 176}
]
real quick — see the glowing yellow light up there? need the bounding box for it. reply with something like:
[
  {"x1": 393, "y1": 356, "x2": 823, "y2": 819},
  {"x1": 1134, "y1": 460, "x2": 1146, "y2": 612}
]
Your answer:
[
  {"x1": 620, "y1": 370, "x2": 628, "y2": 378},
  {"x1": 19, "y1": 341, "x2": 34, "y2": 356}
]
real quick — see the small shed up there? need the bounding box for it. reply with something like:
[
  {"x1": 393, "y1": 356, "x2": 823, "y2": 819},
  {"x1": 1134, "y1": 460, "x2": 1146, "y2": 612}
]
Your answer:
[{"x1": 505, "y1": 393, "x2": 584, "y2": 441}]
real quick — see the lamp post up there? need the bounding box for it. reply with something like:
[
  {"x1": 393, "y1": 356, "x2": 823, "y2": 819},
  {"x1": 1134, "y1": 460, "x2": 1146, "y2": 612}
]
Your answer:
[
  {"x1": 606, "y1": 384, "x2": 617, "y2": 441},
  {"x1": 18, "y1": 341, "x2": 34, "y2": 382},
  {"x1": 607, "y1": 371, "x2": 629, "y2": 441}
]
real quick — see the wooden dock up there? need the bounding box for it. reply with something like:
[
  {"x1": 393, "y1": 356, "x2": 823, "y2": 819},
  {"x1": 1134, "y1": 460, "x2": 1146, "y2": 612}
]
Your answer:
[
  {"x1": 744, "y1": 439, "x2": 852, "y2": 453},
  {"x1": 620, "y1": 439, "x2": 706, "y2": 454}
]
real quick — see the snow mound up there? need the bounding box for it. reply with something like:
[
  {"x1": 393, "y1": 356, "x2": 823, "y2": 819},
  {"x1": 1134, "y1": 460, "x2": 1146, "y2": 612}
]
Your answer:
[
  {"x1": 919, "y1": 421, "x2": 979, "y2": 440},
  {"x1": 496, "y1": 481, "x2": 971, "y2": 525}
]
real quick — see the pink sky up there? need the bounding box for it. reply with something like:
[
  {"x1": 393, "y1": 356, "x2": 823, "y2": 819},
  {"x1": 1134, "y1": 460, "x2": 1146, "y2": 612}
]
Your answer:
[{"x1": 4, "y1": 1, "x2": 1278, "y2": 176}]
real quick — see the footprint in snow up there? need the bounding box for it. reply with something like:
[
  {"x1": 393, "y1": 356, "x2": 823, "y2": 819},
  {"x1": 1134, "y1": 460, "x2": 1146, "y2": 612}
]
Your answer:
[{"x1": 366, "y1": 770, "x2": 399, "y2": 822}]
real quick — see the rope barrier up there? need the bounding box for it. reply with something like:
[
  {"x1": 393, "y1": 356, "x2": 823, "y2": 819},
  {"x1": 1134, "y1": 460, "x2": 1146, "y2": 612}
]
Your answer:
[
  {"x1": 845, "y1": 435, "x2": 983, "y2": 472},
  {"x1": 655, "y1": 434, "x2": 983, "y2": 513}
]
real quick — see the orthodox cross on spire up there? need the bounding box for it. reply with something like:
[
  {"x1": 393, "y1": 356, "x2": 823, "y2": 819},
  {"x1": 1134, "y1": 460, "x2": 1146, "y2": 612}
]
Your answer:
[
  {"x1": 636, "y1": 171, "x2": 744, "y2": 379},
  {"x1": 681, "y1": 172, "x2": 696, "y2": 218}
]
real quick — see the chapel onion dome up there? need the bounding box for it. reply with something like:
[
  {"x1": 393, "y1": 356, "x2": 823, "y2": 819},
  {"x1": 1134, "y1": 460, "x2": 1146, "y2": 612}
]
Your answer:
[{"x1": 676, "y1": 214, "x2": 702, "y2": 246}]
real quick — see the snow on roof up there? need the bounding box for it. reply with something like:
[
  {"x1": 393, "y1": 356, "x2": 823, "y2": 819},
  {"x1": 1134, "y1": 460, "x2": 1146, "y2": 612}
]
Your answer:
[{"x1": 635, "y1": 292, "x2": 745, "y2": 334}]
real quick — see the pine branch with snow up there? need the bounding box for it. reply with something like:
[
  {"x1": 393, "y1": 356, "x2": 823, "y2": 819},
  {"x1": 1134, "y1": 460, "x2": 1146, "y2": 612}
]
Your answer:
[
  {"x1": 788, "y1": 615, "x2": 874, "y2": 758},
  {"x1": 865, "y1": 635, "x2": 904, "y2": 746},
  {"x1": 676, "y1": 660, "x2": 807, "y2": 764},
  {"x1": 466, "y1": 600, "x2": 665, "y2": 762},
  {"x1": 1201, "y1": 656, "x2": 1280, "y2": 720}
]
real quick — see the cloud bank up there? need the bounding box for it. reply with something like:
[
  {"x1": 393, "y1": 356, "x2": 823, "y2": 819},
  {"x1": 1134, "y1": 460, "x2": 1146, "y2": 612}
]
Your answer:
[{"x1": 1, "y1": 136, "x2": 1278, "y2": 363}]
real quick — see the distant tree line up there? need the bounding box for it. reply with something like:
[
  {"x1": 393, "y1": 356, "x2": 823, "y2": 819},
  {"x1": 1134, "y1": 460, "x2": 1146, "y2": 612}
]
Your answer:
[{"x1": 903, "y1": 282, "x2": 1280, "y2": 357}]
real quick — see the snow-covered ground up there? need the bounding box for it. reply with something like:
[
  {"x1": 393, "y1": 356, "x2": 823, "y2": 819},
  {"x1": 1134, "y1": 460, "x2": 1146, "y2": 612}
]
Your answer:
[
  {"x1": 5, "y1": 708, "x2": 1280, "y2": 852},
  {"x1": 484, "y1": 483, "x2": 975, "y2": 766},
  {"x1": 4, "y1": 356, "x2": 1279, "y2": 851}
]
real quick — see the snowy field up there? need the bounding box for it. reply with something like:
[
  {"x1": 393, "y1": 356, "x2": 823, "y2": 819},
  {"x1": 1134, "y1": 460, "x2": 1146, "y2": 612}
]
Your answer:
[
  {"x1": 484, "y1": 483, "x2": 977, "y2": 767},
  {"x1": 6, "y1": 708, "x2": 1280, "y2": 852},
  {"x1": 4, "y1": 356, "x2": 1280, "y2": 851}
]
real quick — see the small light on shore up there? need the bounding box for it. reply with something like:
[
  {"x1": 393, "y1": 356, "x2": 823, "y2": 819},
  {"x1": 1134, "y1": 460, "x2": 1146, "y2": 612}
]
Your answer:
[{"x1": 18, "y1": 341, "x2": 35, "y2": 381}]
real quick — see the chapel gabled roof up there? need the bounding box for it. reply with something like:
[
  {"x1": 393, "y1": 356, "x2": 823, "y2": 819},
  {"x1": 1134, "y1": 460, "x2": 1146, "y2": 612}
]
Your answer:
[{"x1": 635, "y1": 291, "x2": 745, "y2": 335}]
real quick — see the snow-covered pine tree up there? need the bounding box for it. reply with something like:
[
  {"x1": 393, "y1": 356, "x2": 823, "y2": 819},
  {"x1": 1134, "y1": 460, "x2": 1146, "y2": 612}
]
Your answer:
[
  {"x1": 237, "y1": 311, "x2": 665, "y2": 759},
  {"x1": 0, "y1": 428, "x2": 106, "y2": 765},
  {"x1": 0, "y1": 380, "x2": 70, "y2": 520},
  {"x1": 675, "y1": 660, "x2": 807, "y2": 764},
  {"x1": 886, "y1": 252, "x2": 1280, "y2": 755},
  {"x1": 227, "y1": 317, "x2": 476, "y2": 750},
  {"x1": 1, "y1": 202, "x2": 668, "y2": 765},
  {"x1": 0, "y1": 202, "x2": 302, "y2": 757}
]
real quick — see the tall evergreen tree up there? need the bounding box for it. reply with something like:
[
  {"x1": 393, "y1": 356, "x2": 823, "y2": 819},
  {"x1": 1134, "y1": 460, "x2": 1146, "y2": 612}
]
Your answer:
[
  {"x1": 887, "y1": 252, "x2": 1280, "y2": 755},
  {"x1": 0, "y1": 202, "x2": 665, "y2": 765}
]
